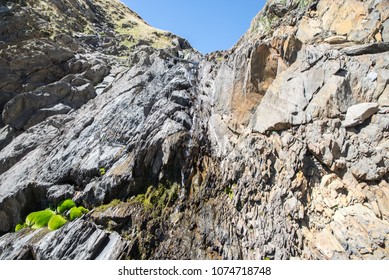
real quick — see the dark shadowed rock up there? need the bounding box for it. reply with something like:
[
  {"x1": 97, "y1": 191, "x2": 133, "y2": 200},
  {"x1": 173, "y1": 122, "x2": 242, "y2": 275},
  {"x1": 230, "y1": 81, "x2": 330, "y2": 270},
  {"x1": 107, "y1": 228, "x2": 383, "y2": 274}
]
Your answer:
[{"x1": 343, "y1": 43, "x2": 389, "y2": 56}]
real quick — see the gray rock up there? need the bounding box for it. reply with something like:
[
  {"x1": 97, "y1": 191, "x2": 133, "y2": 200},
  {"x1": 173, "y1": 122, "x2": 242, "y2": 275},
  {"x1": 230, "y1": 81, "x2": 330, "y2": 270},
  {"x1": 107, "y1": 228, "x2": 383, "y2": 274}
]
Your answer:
[
  {"x1": 2, "y1": 78, "x2": 96, "y2": 130},
  {"x1": 1, "y1": 0, "x2": 389, "y2": 261},
  {"x1": 0, "y1": 219, "x2": 129, "y2": 260},
  {"x1": 83, "y1": 64, "x2": 111, "y2": 85},
  {"x1": 33, "y1": 219, "x2": 129, "y2": 260},
  {"x1": 171, "y1": 90, "x2": 191, "y2": 106},
  {"x1": 351, "y1": 157, "x2": 387, "y2": 181},
  {"x1": 0, "y1": 126, "x2": 18, "y2": 151},
  {"x1": 47, "y1": 184, "x2": 75, "y2": 206},
  {"x1": 24, "y1": 103, "x2": 72, "y2": 129},
  {"x1": 342, "y1": 103, "x2": 379, "y2": 128},
  {"x1": 342, "y1": 42, "x2": 389, "y2": 56},
  {"x1": 268, "y1": 3, "x2": 288, "y2": 18},
  {"x1": 383, "y1": 20, "x2": 389, "y2": 42}
]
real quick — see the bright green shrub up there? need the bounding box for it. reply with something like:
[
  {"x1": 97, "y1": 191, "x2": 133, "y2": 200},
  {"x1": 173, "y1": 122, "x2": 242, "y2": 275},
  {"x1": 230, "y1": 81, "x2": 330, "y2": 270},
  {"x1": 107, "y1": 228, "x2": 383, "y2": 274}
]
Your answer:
[
  {"x1": 25, "y1": 209, "x2": 55, "y2": 229},
  {"x1": 69, "y1": 206, "x2": 89, "y2": 221},
  {"x1": 57, "y1": 199, "x2": 76, "y2": 214},
  {"x1": 48, "y1": 215, "x2": 67, "y2": 231},
  {"x1": 15, "y1": 223, "x2": 26, "y2": 232}
]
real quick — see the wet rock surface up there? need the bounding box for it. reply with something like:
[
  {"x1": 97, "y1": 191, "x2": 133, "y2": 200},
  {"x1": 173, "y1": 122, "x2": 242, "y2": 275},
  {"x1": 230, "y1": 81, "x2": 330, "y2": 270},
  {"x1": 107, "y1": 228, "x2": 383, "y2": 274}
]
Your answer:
[{"x1": 1, "y1": 0, "x2": 389, "y2": 260}]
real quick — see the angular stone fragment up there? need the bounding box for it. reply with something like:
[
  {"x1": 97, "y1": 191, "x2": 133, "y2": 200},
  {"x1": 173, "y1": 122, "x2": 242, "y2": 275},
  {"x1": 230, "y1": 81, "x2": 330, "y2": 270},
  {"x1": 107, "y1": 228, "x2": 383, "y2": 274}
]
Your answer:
[
  {"x1": 342, "y1": 43, "x2": 389, "y2": 56},
  {"x1": 324, "y1": 35, "x2": 348, "y2": 44},
  {"x1": 314, "y1": 228, "x2": 345, "y2": 259},
  {"x1": 342, "y1": 103, "x2": 379, "y2": 128}
]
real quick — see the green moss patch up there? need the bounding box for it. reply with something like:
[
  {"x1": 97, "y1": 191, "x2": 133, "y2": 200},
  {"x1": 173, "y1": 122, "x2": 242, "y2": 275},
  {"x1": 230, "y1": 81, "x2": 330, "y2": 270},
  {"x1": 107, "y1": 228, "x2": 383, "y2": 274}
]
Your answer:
[
  {"x1": 95, "y1": 199, "x2": 122, "y2": 213},
  {"x1": 15, "y1": 223, "x2": 27, "y2": 232},
  {"x1": 48, "y1": 215, "x2": 68, "y2": 231},
  {"x1": 131, "y1": 182, "x2": 179, "y2": 213},
  {"x1": 16, "y1": 199, "x2": 89, "y2": 232},
  {"x1": 69, "y1": 206, "x2": 89, "y2": 221},
  {"x1": 25, "y1": 209, "x2": 55, "y2": 229},
  {"x1": 57, "y1": 199, "x2": 76, "y2": 214}
]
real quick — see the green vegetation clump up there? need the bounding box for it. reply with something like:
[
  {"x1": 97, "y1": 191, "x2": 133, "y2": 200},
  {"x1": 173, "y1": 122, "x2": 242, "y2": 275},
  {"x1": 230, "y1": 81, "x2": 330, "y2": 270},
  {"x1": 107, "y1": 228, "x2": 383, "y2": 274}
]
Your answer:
[
  {"x1": 48, "y1": 215, "x2": 67, "y2": 231},
  {"x1": 15, "y1": 199, "x2": 89, "y2": 232},
  {"x1": 15, "y1": 223, "x2": 27, "y2": 232},
  {"x1": 225, "y1": 186, "x2": 234, "y2": 200},
  {"x1": 95, "y1": 199, "x2": 122, "y2": 213},
  {"x1": 133, "y1": 182, "x2": 179, "y2": 212},
  {"x1": 69, "y1": 206, "x2": 89, "y2": 221},
  {"x1": 57, "y1": 199, "x2": 76, "y2": 214},
  {"x1": 298, "y1": 0, "x2": 313, "y2": 8},
  {"x1": 225, "y1": 184, "x2": 237, "y2": 200},
  {"x1": 258, "y1": 14, "x2": 279, "y2": 33},
  {"x1": 25, "y1": 209, "x2": 55, "y2": 229}
]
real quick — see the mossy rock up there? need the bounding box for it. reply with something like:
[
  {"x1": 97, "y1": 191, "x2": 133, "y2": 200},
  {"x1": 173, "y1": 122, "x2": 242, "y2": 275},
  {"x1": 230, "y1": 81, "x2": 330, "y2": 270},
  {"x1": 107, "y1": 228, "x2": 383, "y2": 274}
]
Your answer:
[
  {"x1": 48, "y1": 215, "x2": 68, "y2": 231},
  {"x1": 57, "y1": 199, "x2": 76, "y2": 214},
  {"x1": 15, "y1": 223, "x2": 27, "y2": 232},
  {"x1": 133, "y1": 182, "x2": 179, "y2": 212},
  {"x1": 25, "y1": 209, "x2": 55, "y2": 229},
  {"x1": 69, "y1": 206, "x2": 89, "y2": 221},
  {"x1": 95, "y1": 199, "x2": 122, "y2": 213}
]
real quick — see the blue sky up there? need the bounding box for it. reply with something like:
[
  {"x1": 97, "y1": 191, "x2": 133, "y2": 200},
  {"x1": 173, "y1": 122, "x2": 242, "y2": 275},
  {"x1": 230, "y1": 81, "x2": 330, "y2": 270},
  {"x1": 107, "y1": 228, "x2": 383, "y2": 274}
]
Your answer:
[{"x1": 122, "y1": 0, "x2": 266, "y2": 54}]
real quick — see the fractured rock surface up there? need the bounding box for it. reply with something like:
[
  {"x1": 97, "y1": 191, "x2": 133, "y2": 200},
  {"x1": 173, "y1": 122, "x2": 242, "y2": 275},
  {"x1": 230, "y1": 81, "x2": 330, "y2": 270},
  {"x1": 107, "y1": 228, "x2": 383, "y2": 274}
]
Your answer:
[{"x1": 0, "y1": 0, "x2": 389, "y2": 260}]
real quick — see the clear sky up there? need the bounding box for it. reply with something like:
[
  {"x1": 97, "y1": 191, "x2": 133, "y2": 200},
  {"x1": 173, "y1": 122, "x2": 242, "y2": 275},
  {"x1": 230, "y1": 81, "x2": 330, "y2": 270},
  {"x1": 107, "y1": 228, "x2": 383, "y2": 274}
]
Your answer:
[{"x1": 122, "y1": 0, "x2": 267, "y2": 54}]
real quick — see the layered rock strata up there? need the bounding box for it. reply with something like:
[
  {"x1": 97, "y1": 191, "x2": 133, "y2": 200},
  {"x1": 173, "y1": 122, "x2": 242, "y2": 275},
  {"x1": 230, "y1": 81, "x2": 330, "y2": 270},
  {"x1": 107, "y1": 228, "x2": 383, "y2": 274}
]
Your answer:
[{"x1": 0, "y1": 0, "x2": 388, "y2": 260}]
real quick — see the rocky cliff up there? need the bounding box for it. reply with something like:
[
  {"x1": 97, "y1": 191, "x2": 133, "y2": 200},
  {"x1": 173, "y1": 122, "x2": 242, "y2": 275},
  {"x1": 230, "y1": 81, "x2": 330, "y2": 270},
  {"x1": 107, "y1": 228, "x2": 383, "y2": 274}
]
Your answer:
[{"x1": 0, "y1": 0, "x2": 388, "y2": 260}]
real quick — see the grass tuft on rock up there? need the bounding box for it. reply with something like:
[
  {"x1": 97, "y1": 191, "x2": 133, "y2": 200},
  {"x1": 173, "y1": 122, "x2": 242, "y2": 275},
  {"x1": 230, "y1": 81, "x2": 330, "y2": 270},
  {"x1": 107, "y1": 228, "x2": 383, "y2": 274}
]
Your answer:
[
  {"x1": 48, "y1": 215, "x2": 68, "y2": 231},
  {"x1": 25, "y1": 209, "x2": 55, "y2": 229},
  {"x1": 57, "y1": 199, "x2": 76, "y2": 214},
  {"x1": 69, "y1": 206, "x2": 89, "y2": 221},
  {"x1": 15, "y1": 223, "x2": 27, "y2": 232},
  {"x1": 132, "y1": 182, "x2": 179, "y2": 212}
]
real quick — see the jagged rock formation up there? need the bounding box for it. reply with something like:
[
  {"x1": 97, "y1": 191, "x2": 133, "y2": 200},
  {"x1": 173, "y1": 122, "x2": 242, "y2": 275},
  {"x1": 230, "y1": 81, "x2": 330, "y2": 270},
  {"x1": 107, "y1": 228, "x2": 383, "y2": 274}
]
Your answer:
[{"x1": 0, "y1": 0, "x2": 389, "y2": 260}]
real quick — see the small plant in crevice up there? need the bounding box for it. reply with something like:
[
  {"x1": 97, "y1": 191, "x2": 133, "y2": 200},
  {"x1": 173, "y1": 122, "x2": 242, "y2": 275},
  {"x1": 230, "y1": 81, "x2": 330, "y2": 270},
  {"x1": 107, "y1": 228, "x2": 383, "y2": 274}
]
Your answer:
[
  {"x1": 15, "y1": 199, "x2": 89, "y2": 232},
  {"x1": 112, "y1": 181, "x2": 181, "y2": 260},
  {"x1": 95, "y1": 199, "x2": 122, "y2": 214},
  {"x1": 225, "y1": 184, "x2": 237, "y2": 200},
  {"x1": 225, "y1": 186, "x2": 233, "y2": 199},
  {"x1": 131, "y1": 182, "x2": 179, "y2": 214},
  {"x1": 252, "y1": 14, "x2": 279, "y2": 34},
  {"x1": 99, "y1": 167, "x2": 106, "y2": 176}
]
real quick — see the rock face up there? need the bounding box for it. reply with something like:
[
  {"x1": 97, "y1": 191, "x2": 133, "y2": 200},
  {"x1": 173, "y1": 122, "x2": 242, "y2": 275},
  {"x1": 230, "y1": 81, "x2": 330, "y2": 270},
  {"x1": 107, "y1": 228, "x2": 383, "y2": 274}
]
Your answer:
[
  {"x1": 0, "y1": 218, "x2": 130, "y2": 260},
  {"x1": 0, "y1": 0, "x2": 389, "y2": 260}
]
